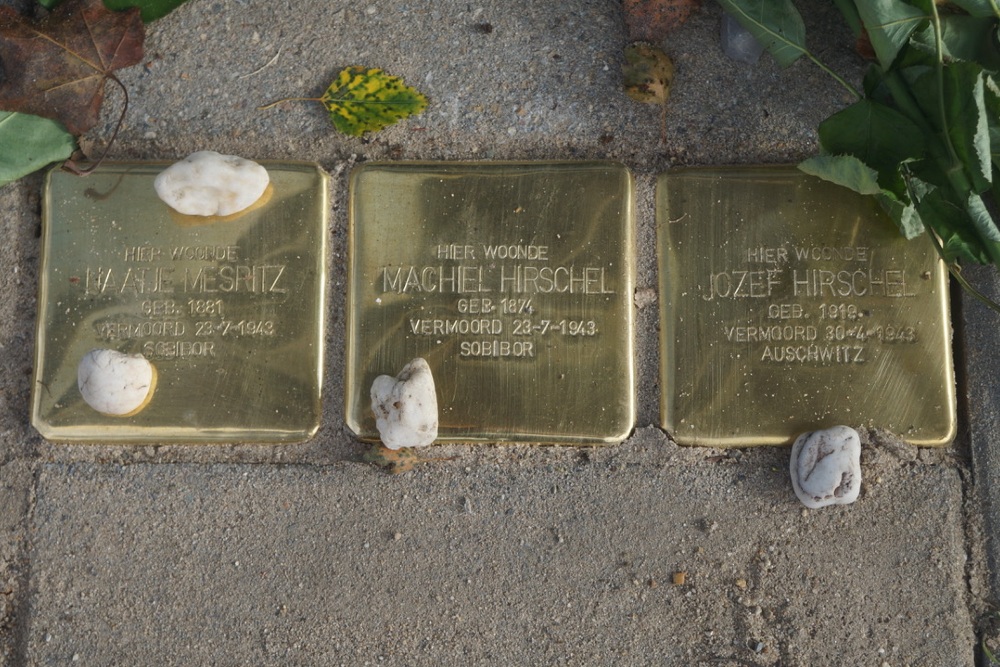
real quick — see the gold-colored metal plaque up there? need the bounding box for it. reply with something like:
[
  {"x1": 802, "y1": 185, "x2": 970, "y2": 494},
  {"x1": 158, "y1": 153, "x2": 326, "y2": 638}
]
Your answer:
[
  {"x1": 658, "y1": 166, "x2": 955, "y2": 447},
  {"x1": 346, "y1": 162, "x2": 635, "y2": 444},
  {"x1": 32, "y1": 162, "x2": 328, "y2": 443}
]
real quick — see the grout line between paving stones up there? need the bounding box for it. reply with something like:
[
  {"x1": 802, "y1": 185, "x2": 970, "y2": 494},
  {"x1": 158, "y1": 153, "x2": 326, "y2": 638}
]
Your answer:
[{"x1": 7, "y1": 458, "x2": 39, "y2": 667}]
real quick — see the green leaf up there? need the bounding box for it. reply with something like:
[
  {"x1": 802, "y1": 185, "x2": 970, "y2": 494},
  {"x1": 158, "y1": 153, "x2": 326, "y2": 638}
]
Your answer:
[
  {"x1": 320, "y1": 66, "x2": 428, "y2": 137},
  {"x1": 948, "y1": 0, "x2": 1000, "y2": 18},
  {"x1": 968, "y1": 191, "x2": 1000, "y2": 241},
  {"x1": 798, "y1": 154, "x2": 930, "y2": 238},
  {"x1": 714, "y1": 0, "x2": 806, "y2": 67},
  {"x1": 101, "y1": 0, "x2": 189, "y2": 22},
  {"x1": 917, "y1": 186, "x2": 991, "y2": 262},
  {"x1": 912, "y1": 15, "x2": 1000, "y2": 69},
  {"x1": 985, "y1": 74, "x2": 1000, "y2": 168},
  {"x1": 877, "y1": 189, "x2": 926, "y2": 239},
  {"x1": 37, "y1": 0, "x2": 189, "y2": 21},
  {"x1": 0, "y1": 112, "x2": 75, "y2": 186},
  {"x1": 964, "y1": 68, "x2": 995, "y2": 191},
  {"x1": 910, "y1": 62, "x2": 992, "y2": 193},
  {"x1": 798, "y1": 154, "x2": 883, "y2": 195},
  {"x1": 855, "y1": 0, "x2": 928, "y2": 70},
  {"x1": 817, "y1": 99, "x2": 926, "y2": 188}
]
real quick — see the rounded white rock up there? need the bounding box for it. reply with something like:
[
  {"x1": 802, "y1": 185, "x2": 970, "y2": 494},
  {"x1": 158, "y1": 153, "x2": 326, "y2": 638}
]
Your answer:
[
  {"x1": 789, "y1": 425, "x2": 861, "y2": 509},
  {"x1": 78, "y1": 349, "x2": 156, "y2": 416},
  {"x1": 153, "y1": 150, "x2": 269, "y2": 216},
  {"x1": 370, "y1": 357, "x2": 438, "y2": 449}
]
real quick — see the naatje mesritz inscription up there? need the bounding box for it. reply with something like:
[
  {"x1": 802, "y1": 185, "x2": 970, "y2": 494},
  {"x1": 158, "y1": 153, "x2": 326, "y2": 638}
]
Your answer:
[
  {"x1": 79, "y1": 243, "x2": 288, "y2": 360},
  {"x1": 33, "y1": 160, "x2": 328, "y2": 443}
]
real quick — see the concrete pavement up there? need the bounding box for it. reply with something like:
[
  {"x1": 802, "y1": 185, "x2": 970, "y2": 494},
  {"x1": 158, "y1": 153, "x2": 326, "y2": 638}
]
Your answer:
[{"x1": 1, "y1": 0, "x2": 995, "y2": 664}]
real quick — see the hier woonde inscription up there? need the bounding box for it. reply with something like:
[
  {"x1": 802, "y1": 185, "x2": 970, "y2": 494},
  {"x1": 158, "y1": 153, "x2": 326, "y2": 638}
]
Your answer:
[
  {"x1": 702, "y1": 243, "x2": 921, "y2": 365},
  {"x1": 379, "y1": 242, "x2": 613, "y2": 359},
  {"x1": 78, "y1": 243, "x2": 287, "y2": 360}
]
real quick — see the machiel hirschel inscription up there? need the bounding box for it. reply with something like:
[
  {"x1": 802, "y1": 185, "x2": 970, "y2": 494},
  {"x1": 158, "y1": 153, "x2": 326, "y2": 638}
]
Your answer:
[
  {"x1": 346, "y1": 162, "x2": 635, "y2": 444},
  {"x1": 658, "y1": 167, "x2": 955, "y2": 447},
  {"x1": 32, "y1": 162, "x2": 328, "y2": 443}
]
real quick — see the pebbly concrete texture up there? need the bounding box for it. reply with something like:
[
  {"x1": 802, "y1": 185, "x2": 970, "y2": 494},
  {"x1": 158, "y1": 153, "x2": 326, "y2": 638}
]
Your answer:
[
  {"x1": 25, "y1": 437, "x2": 975, "y2": 666},
  {"x1": 965, "y1": 266, "x2": 1000, "y2": 591},
  {"x1": 0, "y1": 0, "x2": 995, "y2": 664}
]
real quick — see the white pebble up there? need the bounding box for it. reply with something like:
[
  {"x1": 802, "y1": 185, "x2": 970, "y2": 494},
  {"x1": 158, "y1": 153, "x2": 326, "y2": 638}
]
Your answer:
[
  {"x1": 721, "y1": 11, "x2": 765, "y2": 64},
  {"x1": 370, "y1": 358, "x2": 438, "y2": 449},
  {"x1": 77, "y1": 349, "x2": 156, "y2": 416},
  {"x1": 789, "y1": 426, "x2": 861, "y2": 509},
  {"x1": 154, "y1": 151, "x2": 269, "y2": 216}
]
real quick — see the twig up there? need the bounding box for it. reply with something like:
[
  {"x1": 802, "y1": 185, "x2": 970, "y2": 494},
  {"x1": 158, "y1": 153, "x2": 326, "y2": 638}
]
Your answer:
[
  {"x1": 62, "y1": 74, "x2": 129, "y2": 176},
  {"x1": 238, "y1": 47, "x2": 281, "y2": 79}
]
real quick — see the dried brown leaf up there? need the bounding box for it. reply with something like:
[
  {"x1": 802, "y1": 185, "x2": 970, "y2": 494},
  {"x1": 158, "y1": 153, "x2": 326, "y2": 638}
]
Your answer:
[
  {"x1": 361, "y1": 444, "x2": 459, "y2": 475},
  {"x1": 0, "y1": 0, "x2": 144, "y2": 135},
  {"x1": 363, "y1": 444, "x2": 419, "y2": 474},
  {"x1": 623, "y1": 0, "x2": 701, "y2": 42},
  {"x1": 622, "y1": 41, "x2": 674, "y2": 144},
  {"x1": 623, "y1": 42, "x2": 674, "y2": 106}
]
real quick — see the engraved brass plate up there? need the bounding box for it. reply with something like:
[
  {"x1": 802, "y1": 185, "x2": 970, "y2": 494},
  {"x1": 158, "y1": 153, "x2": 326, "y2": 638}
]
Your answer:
[
  {"x1": 346, "y1": 162, "x2": 635, "y2": 443},
  {"x1": 32, "y1": 162, "x2": 328, "y2": 443},
  {"x1": 658, "y1": 166, "x2": 955, "y2": 447}
]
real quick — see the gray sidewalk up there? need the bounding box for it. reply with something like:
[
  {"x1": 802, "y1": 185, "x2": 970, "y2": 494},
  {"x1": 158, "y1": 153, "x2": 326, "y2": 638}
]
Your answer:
[{"x1": 1, "y1": 0, "x2": 994, "y2": 664}]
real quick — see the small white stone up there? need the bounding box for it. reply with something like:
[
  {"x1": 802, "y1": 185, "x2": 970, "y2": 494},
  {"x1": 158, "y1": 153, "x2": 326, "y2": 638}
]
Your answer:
[
  {"x1": 721, "y1": 11, "x2": 765, "y2": 64},
  {"x1": 789, "y1": 425, "x2": 861, "y2": 509},
  {"x1": 78, "y1": 349, "x2": 156, "y2": 416},
  {"x1": 154, "y1": 150, "x2": 269, "y2": 216},
  {"x1": 370, "y1": 358, "x2": 438, "y2": 449}
]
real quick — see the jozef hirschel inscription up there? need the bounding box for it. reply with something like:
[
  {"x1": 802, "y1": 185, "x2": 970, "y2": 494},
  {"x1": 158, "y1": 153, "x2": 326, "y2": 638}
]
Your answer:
[{"x1": 658, "y1": 167, "x2": 955, "y2": 447}]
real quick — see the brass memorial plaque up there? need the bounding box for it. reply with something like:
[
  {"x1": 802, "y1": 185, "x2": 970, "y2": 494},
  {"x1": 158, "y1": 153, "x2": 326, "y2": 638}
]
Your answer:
[
  {"x1": 32, "y1": 162, "x2": 328, "y2": 443},
  {"x1": 658, "y1": 167, "x2": 955, "y2": 447},
  {"x1": 346, "y1": 162, "x2": 635, "y2": 444}
]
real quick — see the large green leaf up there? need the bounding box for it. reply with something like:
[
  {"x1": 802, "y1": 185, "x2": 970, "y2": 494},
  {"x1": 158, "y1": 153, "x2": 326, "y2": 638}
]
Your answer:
[
  {"x1": 855, "y1": 0, "x2": 928, "y2": 70},
  {"x1": 36, "y1": 0, "x2": 188, "y2": 21},
  {"x1": 948, "y1": 0, "x2": 1000, "y2": 18},
  {"x1": 817, "y1": 98, "x2": 926, "y2": 188},
  {"x1": 912, "y1": 15, "x2": 1000, "y2": 70},
  {"x1": 985, "y1": 74, "x2": 1000, "y2": 168},
  {"x1": 799, "y1": 154, "x2": 929, "y2": 238},
  {"x1": 917, "y1": 186, "x2": 991, "y2": 262},
  {"x1": 798, "y1": 154, "x2": 883, "y2": 195},
  {"x1": 0, "y1": 112, "x2": 75, "y2": 186},
  {"x1": 910, "y1": 63, "x2": 992, "y2": 193},
  {"x1": 714, "y1": 0, "x2": 806, "y2": 67},
  {"x1": 968, "y1": 191, "x2": 1000, "y2": 241},
  {"x1": 876, "y1": 189, "x2": 926, "y2": 239},
  {"x1": 101, "y1": 0, "x2": 188, "y2": 21}
]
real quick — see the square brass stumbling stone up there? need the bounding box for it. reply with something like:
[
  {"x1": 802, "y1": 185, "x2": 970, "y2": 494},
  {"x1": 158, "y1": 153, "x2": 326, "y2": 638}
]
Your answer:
[
  {"x1": 346, "y1": 162, "x2": 635, "y2": 444},
  {"x1": 32, "y1": 162, "x2": 328, "y2": 443},
  {"x1": 657, "y1": 166, "x2": 955, "y2": 447}
]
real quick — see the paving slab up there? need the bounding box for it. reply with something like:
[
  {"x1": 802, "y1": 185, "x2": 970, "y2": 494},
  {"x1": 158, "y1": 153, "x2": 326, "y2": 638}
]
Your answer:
[
  {"x1": 0, "y1": 0, "x2": 992, "y2": 664},
  {"x1": 963, "y1": 266, "x2": 1000, "y2": 602},
  {"x1": 25, "y1": 432, "x2": 974, "y2": 666}
]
